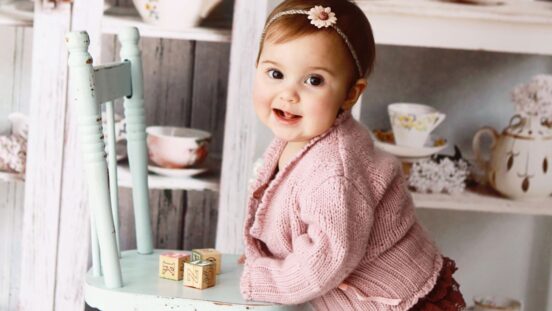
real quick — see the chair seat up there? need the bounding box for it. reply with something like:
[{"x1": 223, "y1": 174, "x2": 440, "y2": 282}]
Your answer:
[{"x1": 85, "y1": 249, "x2": 311, "y2": 311}]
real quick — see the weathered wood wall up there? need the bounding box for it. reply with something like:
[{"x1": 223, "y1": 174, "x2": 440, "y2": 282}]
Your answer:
[
  {"x1": 0, "y1": 26, "x2": 32, "y2": 311},
  {"x1": 101, "y1": 34, "x2": 229, "y2": 252},
  {"x1": 3, "y1": 1, "x2": 230, "y2": 309},
  {"x1": 216, "y1": 0, "x2": 270, "y2": 254}
]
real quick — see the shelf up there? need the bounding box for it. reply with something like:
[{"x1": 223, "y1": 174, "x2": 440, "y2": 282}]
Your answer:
[
  {"x1": 117, "y1": 161, "x2": 220, "y2": 192},
  {"x1": 412, "y1": 185, "x2": 552, "y2": 216},
  {"x1": 356, "y1": 0, "x2": 552, "y2": 55},
  {"x1": 0, "y1": 2, "x2": 33, "y2": 27},
  {"x1": 102, "y1": 7, "x2": 231, "y2": 43},
  {"x1": 0, "y1": 170, "x2": 24, "y2": 182}
]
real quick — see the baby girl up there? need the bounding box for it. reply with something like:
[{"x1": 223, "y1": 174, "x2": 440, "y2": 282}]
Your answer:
[{"x1": 240, "y1": 0, "x2": 466, "y2": 310}]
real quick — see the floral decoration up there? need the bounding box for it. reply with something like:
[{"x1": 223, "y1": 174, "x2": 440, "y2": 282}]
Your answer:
[
  {"x1": 511, "y1": 74, "x2": 552, "y2": 118},
  {"x1": 408, "y1": 156, "x2": 470, "y2": 194},
  {"x1": 307, "y1": 6, "x2": 337, "y2": 28},
  {"x1": 392, "y1": 113, "x2": 440, "y2": 132},
  {"x1": 0, "y1": 134, "x2": 26, "y2": 174}
]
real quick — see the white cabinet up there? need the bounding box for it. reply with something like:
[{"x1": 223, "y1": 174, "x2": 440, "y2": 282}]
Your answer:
[{"x1": 356, "y1": 0, "x2": 552, "y2": 55}]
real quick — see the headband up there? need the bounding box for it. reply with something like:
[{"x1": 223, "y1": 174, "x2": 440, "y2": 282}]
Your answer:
[{"x1": 261, "y1": 5, "x2": 363, "y2": 78}]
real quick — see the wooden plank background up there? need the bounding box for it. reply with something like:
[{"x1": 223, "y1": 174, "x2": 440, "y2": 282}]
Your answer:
[
  {"x1": 100, "y1": 34, "x2": 229, "y2": 252},
  {"x1": 0, "y1": 26, "x2": 32, "y2": 311},
  {"x1": 216, "y1": 0, "x2": 270, "y2": 254},
  {"x1": 2, "y1": 0, "x2": 230, "y2": 309}
]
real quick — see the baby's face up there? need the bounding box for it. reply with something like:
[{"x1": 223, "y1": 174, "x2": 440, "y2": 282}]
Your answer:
[{"x1": 253, "y1": 31, "x2": 355, "y2": 143}]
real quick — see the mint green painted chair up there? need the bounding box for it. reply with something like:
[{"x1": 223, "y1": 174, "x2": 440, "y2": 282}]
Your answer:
[{"x1": 65, "y1": 28, "x2": 310, "y2": 311}]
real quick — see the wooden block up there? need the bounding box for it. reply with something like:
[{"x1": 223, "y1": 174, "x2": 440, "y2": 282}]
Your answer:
[
  {"x1": 159, "y1": 252, "x2": 190, "y2": 281},
  {"x1": 183, "y1": 260, "x2": 216, "y2": 289},
  {"x1": 191, "y1": 248, "x2": 221, "y2": 274}
]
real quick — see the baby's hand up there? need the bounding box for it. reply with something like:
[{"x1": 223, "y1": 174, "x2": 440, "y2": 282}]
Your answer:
[{"x1": 237, "y1": 254, "x2": 246, "y2": 264}]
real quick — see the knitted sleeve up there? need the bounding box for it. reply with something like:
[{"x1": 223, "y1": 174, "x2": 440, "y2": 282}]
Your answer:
[{"x1": 240, "y1": 176, "x2": 373, "y2": 305}]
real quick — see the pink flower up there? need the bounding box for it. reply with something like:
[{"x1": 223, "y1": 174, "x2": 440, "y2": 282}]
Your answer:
[{"x1": 307, "y1": 6, "x2": 337, "y2": 28}]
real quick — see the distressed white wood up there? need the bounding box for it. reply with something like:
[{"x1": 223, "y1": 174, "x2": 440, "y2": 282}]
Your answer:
[
  {"x1": 19, "y1": 4, "x2": 79, "y2": 311},
  {"x1": 85, "y1": 250, "x2": 312, "y2": 311},
  {"x1": 94, "y1": 61, "x2": 132, "y2": 103},
  {"x1": 356, "y1": 0, "x2": 552, "y2": 55},
  {"x1": 19, "y1": 0, "x2": 104, "y2": 310},
  {"x1": 55, "y1": 0, "x2": 106, "y2": 309},
  {"x1": 103, "y1": 7, "x2": 231, "y2": 43},
  {"x1": 0, "y1": 26, "x2": 32, "y2": 139},
  {"x1": 0, "y1": 2, "x2": 33, "y2": 27},
  {"x1": 117, "y1": 163, "x2": 220, "y2": 191},
  {"x1": 0, "y1": 181, "x2": 25, "y2": 310},
  {"x1": 0, "y1": 25, "x2": 32, "y2": 311},
  {"x1": 216, "y1": 0, "x2": 271, "y2": 254}
]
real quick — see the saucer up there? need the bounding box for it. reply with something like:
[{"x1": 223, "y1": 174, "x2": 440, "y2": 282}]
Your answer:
[
  {"x1": 147, "y1": 163, "x2": 209, "y2": 178},
  {"x1": 372, "y1": 131, "x2": 448, "y2": 160}
]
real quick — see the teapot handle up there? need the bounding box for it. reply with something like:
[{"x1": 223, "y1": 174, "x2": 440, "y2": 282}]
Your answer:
[
  {"x1": 200, "y1": 0, "x2": 220, "y2": 18},
  {"x1": 472, "y1": 127, "x2": 499, "y2": 172}
]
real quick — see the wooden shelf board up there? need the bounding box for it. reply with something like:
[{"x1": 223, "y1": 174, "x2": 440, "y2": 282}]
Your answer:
[
  {"x1": 102, "y1": 7, "x2": 231, "y2": 43},
  {"x1": 356, "y1": 0, "x2": 552, "y2": 55},
  {"x1": 412, "y1": 185, "x2": 552, "y2": 216},
  {"x1": 0, "y1": 2, "x2": 33, "y2": 27},
  {"x1": 117, "y1": 162, "x2": 220, "y2": 192},
  {"x1": 0, "y1": 171, "x2": 24, "y2": 183}
]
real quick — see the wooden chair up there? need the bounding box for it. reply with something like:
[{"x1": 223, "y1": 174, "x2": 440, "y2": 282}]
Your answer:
[{"x1": 65, "y1": 28, "x2": 310, "y2": 311}]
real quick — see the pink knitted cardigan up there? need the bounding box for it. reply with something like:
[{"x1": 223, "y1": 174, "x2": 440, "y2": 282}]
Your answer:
[{"x1": 240, "y1": 111, "x2": 443, "y2": 310}]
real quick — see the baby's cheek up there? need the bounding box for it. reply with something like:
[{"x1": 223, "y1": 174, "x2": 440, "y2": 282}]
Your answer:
[
  {"x1": 308, "y1": 100, "x2": 340, "y2": 129},
  {"x1": 252, "y1": 82, "x2": 271, "y2": 107},
  {"x1": 252, "y1": 83, "x2": 272, "y2": 121}
]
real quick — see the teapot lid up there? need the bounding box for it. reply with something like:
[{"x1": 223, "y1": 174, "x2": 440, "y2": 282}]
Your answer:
[{"x1": 505, "y1": 114, "x2": 552, "y2": 139}]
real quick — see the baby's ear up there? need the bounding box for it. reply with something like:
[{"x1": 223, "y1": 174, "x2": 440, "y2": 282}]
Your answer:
[{"x1": 342, "y1": 78, "x2": 368, "y2": 110}]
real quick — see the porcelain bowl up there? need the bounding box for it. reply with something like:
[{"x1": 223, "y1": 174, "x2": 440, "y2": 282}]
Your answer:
[
  {"x1": 132, "y1": 0, "x2": 221, "y2": 30},
  {"x1": 146, "y1": 126, "x2": 211, "y2": 168}
]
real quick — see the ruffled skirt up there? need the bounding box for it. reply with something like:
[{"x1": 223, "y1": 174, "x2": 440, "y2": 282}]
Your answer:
[{"x1": 409, "y1": 256, "x2": 466, "y2": 311}]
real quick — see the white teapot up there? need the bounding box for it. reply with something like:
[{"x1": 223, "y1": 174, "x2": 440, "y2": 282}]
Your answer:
[
  {"x1": 472, "y1": 114, "x2": 552, "y2": 200},
  {"x1": 132, "y1": 0, "x2": 222, "y2": 30}
]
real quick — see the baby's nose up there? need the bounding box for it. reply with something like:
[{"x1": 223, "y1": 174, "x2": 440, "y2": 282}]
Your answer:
[{"x1": 279, "y1": 89, "x2": 299, "y2": 104}]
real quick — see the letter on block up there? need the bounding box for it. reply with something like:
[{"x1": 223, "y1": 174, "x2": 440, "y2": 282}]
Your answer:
[
  {"x1": 159, "y1": 252, "x2": 190, "y2": 281},
  {"x1": 183, "y1": 260, "x2": 216, "y2": 289},
  {"x1": 191, "y1": 248, "x2": 221, "y2": 274}
]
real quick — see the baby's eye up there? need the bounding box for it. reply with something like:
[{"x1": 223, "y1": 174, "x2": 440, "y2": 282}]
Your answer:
[
  {"x1": 305, "y1": 75, "x2": 324, "y2": 86},
  {"x1": 267, "y1": 69, "x2": 284, "y2": 80}
]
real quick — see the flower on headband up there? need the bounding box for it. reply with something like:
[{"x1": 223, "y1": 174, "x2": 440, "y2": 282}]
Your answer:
[{"x1": 308, "y1": 6, "x2": 337, "y2": 28}]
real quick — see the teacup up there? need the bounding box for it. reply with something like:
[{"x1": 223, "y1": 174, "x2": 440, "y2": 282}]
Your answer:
[
  {"x1": 388, "y1": 103, "x2": 446, "y2": 148},
  {"x1": 473, "y1": 296, "x2": 522, "y2": 311},
  {"x1": 146, "y1": 126, "x2": 211, "y2": 168}
]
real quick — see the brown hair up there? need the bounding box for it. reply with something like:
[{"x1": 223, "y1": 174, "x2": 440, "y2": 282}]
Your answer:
[{"x1": 257, "y1": 0, "x2": 376, "y2": 79}]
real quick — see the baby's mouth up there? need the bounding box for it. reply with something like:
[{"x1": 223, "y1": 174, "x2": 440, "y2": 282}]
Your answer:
[{"x1": 273, "y1": 108, "x2": 302, "y2": 120}]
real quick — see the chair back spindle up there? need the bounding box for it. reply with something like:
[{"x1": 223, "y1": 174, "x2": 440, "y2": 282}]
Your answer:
[
  {"x1": 66, "y1": 27, "x2": 153, "y2": 289},
  {"x1": 118, "y1": 29, "x2": 153, "y2": 255}
]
